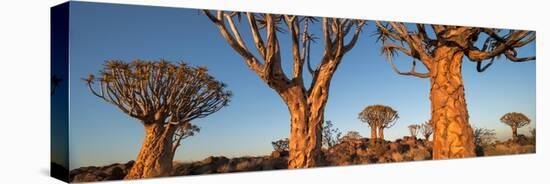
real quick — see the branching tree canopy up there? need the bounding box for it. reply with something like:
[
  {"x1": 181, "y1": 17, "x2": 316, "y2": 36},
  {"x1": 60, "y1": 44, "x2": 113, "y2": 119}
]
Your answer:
[
  {"x1": 373, "y1": 22, "x2": 535, "y2": 159},
  {"x1": 473, "y1": 126, "x2": 496, "y2": 147},
  {"x1": 85, "y1": 60, "x2": 231, "y2": 179},
  {"x1": 473, "y1": 126, "x2": 497, "y2": 156},
  {"x1": 322, "y1": 120, "x2": 342, "y2": 148},
  {"x1": 272, "y1": 138, "x2": 290, "y2": 152},
  {"x1": 340, "y1": 131, "x2": 363, "y2": 142},
  {"x1": 172, "y1": 123, "x2": 200, "y2": 156},
  {"x1": 420, "y1": 121, "x2": 434, "y2": 141},
  {"x1": 203, "y1": 10, "x2": 366, "y2": 168},
  {"x1": 358, "y1": 105, "x2": 399, "y2": 144},
  {"x1": 500, "y1": 112, "x2": 531, "y2": 140},
  {"x1": 408, "y1": 124, "x2": 421, "y2": 138}
]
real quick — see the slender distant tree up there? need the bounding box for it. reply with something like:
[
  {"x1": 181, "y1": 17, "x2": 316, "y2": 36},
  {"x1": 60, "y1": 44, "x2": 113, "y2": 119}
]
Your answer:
[
  {"x1": 420, "y1": 121, "x2": 434, "y2": 141},
  {"x1": 500, "y1": 112, "x2": 531, "y2": 141},
  {"x1": 358, "y1": 105, "x2": 399, "y2": 144},
  {"x1": 85, "y1": 60, "x2": 231, "y2": 179},
  {"x1": 322, "y1": 120, "x2": 342, "y2": 148},
  {"x1": 408, "y1": 124, "x2": 421, "y2": 138},
  {"x1": 204, "y1": 11, "x2": 366, "y2": 168},
  {"x1": 473, "y1": 126, "x2": 496, "y2": 156},
  {"x1": 374, "y1": 22, "x2": 535, "y2": 159}
]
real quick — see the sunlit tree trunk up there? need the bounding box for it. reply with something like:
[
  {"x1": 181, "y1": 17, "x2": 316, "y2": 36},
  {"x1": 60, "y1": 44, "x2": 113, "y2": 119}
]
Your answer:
[
  {"x1": 430, "y1": 47, "x2": 476, "y2": 159},
  {"x1": 282, "y1": 77, "x2": 330, "y2": 168},
  {"x1": 370, "y1": 127, "x2": 377, "y2": 145},
  {"x1": 512, "y1": 125, "x2": 518, "y2": 141},
  {"x1": 125, "y1": 123, "x2": 176, "y2": 179},
  {"x1": 378, "y1": 126, "x2": 384, "y2": 141},
  {"x1": 287, "y1": 105, "x2": 323, "y2": 168}
]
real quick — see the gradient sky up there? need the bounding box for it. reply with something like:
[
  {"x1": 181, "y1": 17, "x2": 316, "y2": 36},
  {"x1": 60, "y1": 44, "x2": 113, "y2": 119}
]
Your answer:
[{"x1": 67, "y1": 2, "x2": 536, "y2": 169}]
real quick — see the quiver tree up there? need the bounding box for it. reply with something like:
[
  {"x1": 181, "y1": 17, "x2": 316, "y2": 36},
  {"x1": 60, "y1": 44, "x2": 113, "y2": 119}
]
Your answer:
[
  {"x1": 204, "y1": 11, "x2": 366, "y2": 168},
  {"x1": 419, "y1": 121, "x2": 434, "y2": 141},
  {"x1": 374, "y1": 22, "x2": 535, "y2": 159},
  {"x1": 408, "y1": 124, "x2": 421, "y2": 138},
  {"x1": 358, "y1": 105, "x2": 399, "y2": 144},
  {"x1": 500, "y1": 112, "x2": 531, "y2": 141},
  {"x1": 85, "y1": 60, "x2": 231, "y2": 179}
]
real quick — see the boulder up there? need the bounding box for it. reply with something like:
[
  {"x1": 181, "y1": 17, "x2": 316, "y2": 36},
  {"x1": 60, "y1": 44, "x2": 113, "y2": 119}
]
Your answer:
[{"x1": 271, "y1": 150, "x2": 289, "y2": 158}]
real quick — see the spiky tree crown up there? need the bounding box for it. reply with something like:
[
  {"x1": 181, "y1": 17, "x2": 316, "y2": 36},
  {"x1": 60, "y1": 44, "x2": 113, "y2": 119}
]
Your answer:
[
  {"x1": 85, "y1": 60, "x2": 232, "y2": 125},
  {"x1": 500, "y1": 112, "x2": 531, "y2": 128},
  {"x1": 358, "y1": 105, "x2": 399, "y2": 128}
]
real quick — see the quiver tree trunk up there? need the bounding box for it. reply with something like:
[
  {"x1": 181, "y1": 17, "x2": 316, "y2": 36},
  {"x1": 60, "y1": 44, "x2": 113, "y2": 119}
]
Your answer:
[
  {"x1": 512, "y1": 125, "x2": 518, "y2": 141},
  {"x1": 430, "y1": 47, "x2": 476, "y2": 159},
  {"x1": 370, "y1": 127, "x2": 377, "y2": 145},
  {"x1": 125, "y1": 123, "x2": 176, "y2": 179},
  {"x1": 283, "y1": 85, "x2": 325, "y2": 168},
  {"x1": 378, "y1": 126, "x2": 384, "y2": 141}
]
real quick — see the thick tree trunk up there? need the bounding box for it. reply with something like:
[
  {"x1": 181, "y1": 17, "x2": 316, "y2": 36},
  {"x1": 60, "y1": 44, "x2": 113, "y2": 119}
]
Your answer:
[
  {"x1": 125, "y1": 123, "x2": 175, "y2": 179},
  {"x1": 378, "y1": 126, "x2": 384, "y2": 141},
  {"x1": 512, "y1": 125, "x2": 518, "y2": 141},
  {"x1": 430, "y1": 47, "x2": 476, "y2": 159},
  {"x1": 282, "y1": 85, "x2": 325, "y2": 169},
  {"x1": 370, "y1": 127, "x2": 377, "y2": 145}
]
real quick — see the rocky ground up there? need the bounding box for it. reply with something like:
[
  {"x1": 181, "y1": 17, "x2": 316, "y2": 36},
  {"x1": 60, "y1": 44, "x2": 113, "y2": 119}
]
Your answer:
[
  {"x1": 479, "y1": 135, "x2": 536, "y2": 156},
  {"x1": 69, "y1": 136, "x2": 535, "y2": 182},
  {"x1": 324, "y1": 136, "x2": 432, "y2": 165}
]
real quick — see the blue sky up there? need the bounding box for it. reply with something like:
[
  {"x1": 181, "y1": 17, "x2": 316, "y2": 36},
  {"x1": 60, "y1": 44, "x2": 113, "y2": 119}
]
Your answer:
[{"x1": 66, "y1": 2, "x2": 536, "y2": 169}]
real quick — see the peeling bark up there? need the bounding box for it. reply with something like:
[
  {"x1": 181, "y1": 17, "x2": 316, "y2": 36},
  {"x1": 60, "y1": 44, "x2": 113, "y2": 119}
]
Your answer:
[{"x1": 430, "y1": 47, "x2": 476, "y2": 159}]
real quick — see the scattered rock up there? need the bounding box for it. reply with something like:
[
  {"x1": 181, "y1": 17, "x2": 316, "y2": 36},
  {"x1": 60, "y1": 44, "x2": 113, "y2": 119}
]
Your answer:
[
  {"x1": 69, "y1": 135, "x2": 534, "y2": 182},
  {"x1": 271, "y1": 150, "x2": 289, "y2": 158}
]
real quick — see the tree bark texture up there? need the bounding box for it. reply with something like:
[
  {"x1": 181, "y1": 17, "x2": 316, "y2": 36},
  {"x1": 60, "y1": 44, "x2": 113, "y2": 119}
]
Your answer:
[
  {"x1": 282, "y1": 84, "x2": 327, "y2": 169},
  {"x1": 125, "y1": 123, "x2": 176, "y2": 179},
  {"x1": 430, "y1": 47, "x2": 476, "y2": 159}
]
